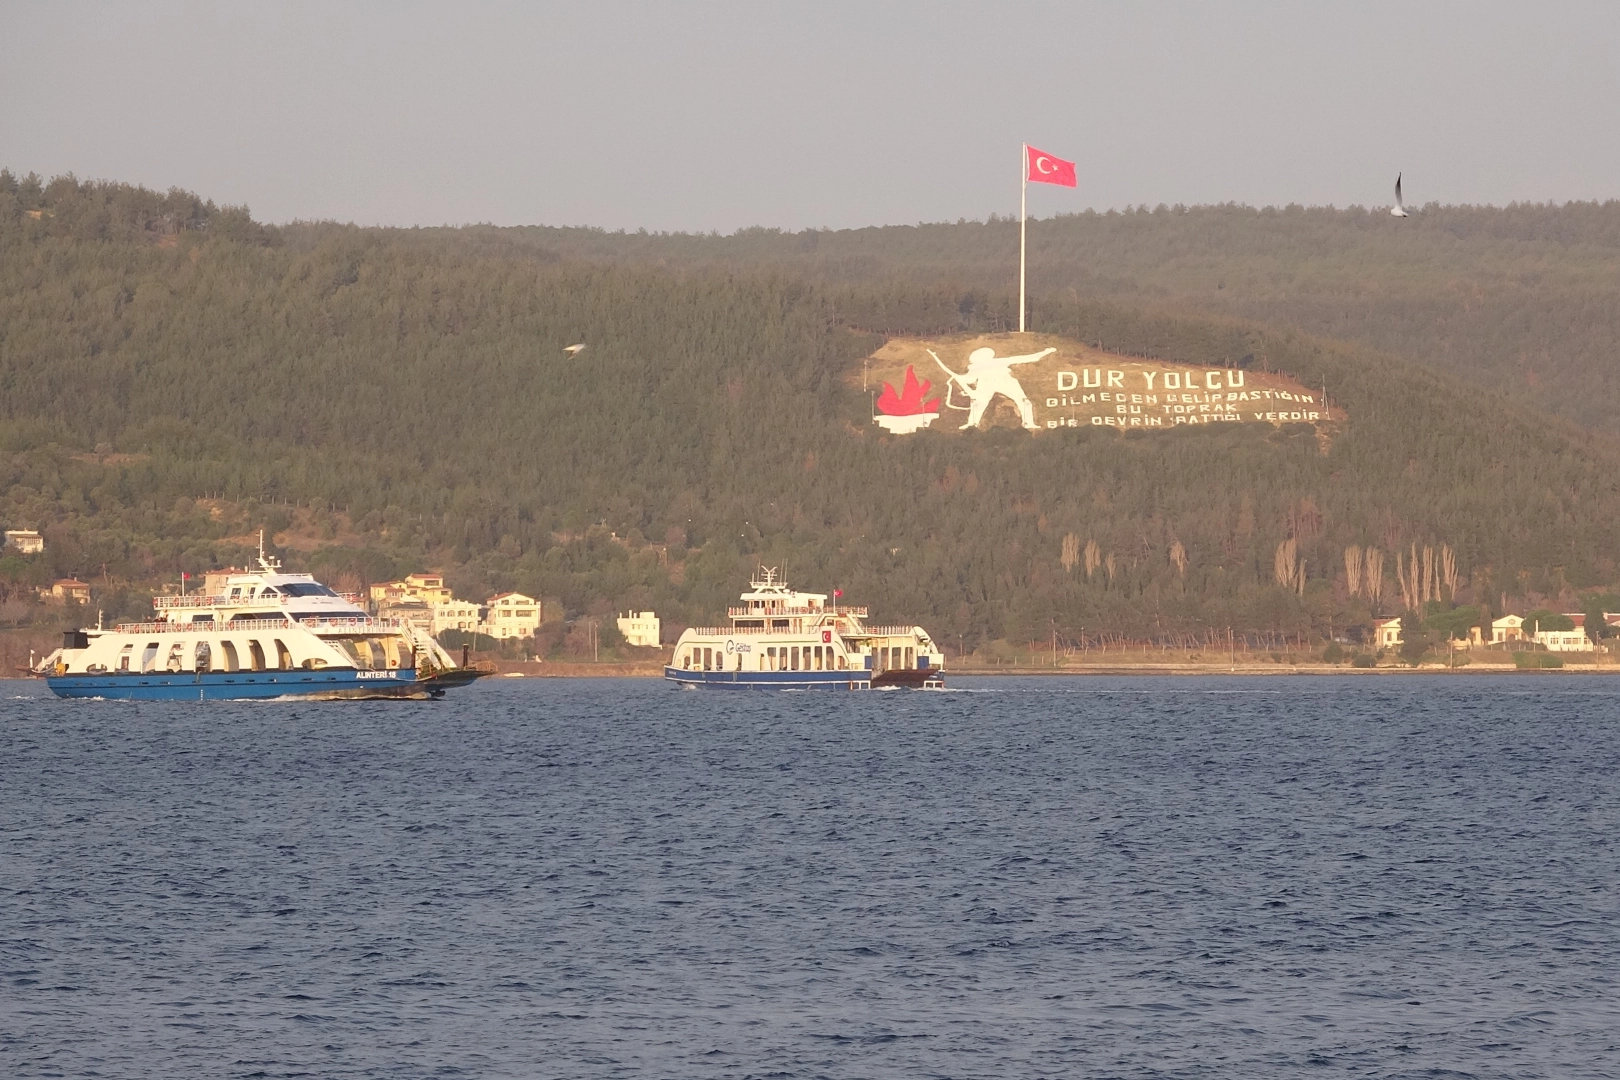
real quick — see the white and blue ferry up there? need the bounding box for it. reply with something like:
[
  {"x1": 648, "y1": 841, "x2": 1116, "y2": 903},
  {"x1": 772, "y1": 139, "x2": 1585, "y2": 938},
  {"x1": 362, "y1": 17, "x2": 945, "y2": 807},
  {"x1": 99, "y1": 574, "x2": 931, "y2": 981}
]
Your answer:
[
  {"x1": 665, "y1": 568, "x2": 945, "y2": 690},
  {"x1": 38, "y1": 551, "x2": 485, "y2": 701}
]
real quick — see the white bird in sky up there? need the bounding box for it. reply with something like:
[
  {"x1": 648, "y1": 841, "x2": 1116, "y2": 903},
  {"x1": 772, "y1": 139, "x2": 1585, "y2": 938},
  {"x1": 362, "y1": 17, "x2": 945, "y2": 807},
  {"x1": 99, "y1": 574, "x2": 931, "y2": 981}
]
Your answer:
[
  {"x1": 563, "y1": 343, "x2": 586, "y2": 356},
  {"x1": 1390, "y1": 173, "x2": 1410, "y2": 218}
]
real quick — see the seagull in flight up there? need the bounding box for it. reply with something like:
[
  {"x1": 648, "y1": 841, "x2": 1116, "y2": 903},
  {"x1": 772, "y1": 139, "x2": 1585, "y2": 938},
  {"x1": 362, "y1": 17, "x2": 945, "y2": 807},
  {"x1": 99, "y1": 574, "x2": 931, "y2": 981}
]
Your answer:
[
  {"x1": 563, "y1": 343, "x2": 587, "y2": 356},
  {"x1": 1390, "y1": 173, "x2": 1410, "y2": 218}
]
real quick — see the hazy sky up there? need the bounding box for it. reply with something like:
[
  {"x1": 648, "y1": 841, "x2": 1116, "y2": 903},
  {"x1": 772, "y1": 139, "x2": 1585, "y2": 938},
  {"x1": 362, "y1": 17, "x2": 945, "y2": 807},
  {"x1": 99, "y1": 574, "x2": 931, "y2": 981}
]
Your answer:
[{"x1": 4, "y1": 1, "x2": 1616, "y2": 231}]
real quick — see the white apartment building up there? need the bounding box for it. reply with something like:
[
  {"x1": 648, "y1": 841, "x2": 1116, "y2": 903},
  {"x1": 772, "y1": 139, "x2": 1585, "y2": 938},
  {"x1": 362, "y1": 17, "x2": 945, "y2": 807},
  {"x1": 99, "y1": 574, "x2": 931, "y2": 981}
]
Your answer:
[
  {"x1": 617, "y1": 610, "x2": 661, "y2": 648},
  {"x1": 482, "y1": 592, "x2": 540, "y2": 639},
  {"x1": 432, "y1": 599, "x2": 484, "y2": 637}
]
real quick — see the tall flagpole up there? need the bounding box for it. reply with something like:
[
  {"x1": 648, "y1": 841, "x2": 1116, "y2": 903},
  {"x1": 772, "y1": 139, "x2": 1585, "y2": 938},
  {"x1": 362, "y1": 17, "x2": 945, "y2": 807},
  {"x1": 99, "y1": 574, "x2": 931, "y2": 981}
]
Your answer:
[{"x1": 1019, "y1": 143, "x2": 1028, "y2": 333}]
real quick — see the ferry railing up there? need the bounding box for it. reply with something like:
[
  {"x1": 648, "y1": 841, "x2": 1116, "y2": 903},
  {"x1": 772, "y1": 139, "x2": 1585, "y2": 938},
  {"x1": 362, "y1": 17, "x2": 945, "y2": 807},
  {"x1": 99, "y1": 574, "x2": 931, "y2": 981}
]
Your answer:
[
  {"x1": 682, "y1": 623, "x2": 920, "y2": 640},
  {"x1": 151, "y1": 591, "x2": 365, "y2": 609},
  {"x1": 116, "y1": 618, "x2": 291, "y2": 634},
  {"x1": 302, "y1": 617, "x2": 405, "y2": 633},
  {"x1": 113, "y1": 617, "x2": 404, "y2": 635},
  {"x1": 152, "y1": 594, "x2": 228, "y2": 609},
  {"x1": 728, "y1": 605, "x2": 867, "y2": 618}
]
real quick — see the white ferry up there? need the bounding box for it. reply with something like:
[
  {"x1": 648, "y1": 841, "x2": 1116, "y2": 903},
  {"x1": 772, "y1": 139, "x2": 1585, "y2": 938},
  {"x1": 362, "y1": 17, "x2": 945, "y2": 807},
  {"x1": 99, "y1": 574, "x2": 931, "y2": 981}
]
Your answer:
[
  {"x1": 665, "y1": 568, "x2": 945, "y2": 690},
  {"x1": 38, "y1": 548, "x2": 486, "y2": 701}
]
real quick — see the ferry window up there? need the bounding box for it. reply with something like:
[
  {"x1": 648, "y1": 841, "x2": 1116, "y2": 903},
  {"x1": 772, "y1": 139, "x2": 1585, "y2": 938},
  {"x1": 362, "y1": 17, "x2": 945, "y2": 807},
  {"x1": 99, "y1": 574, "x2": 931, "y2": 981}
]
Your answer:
[
  {"x1": 195, "y1": 641, "x2": 212, "y2": 672},
  {"x1": 837, "y1": 654, "x2": 847, "y2": 670},
  {"x1": 229, "y1": 587, "x2": 242, "y2": 600},
  {"x1": 700, "y1": 648, "x2": 710, "y2": 671},
  {"x1": 221, "y1": 641, "x2": 239, "y2": 672},
  {"x1": 790, "y1": 647, "x2": 800, "y2": 671},
  {"x1": 906, "y1": 647, "x2": 914, "y2": 668},
  {"x1": 259, "y1": 587, "x2": 279, "y2": 598},
  {"x1": 765, "y1": 646, "x2": 775, "y2": 669},
  {"x1": 166, "y1": 643, "x2": 184, "y2": 672},
  {"x1": 274, "y1": 639, "x2": 294, "y2": 670},
  {"x1": 248, "y1": 640, "x2": 267, "y2": 671},
  {"x1": 280, "y1": 583, "x2": 336, "y2": 598},
  {"x1": 140, "y1": 642, "x2": 160, "y2": 673},
  {"x1": 814, "y1": 647, "x2": 823, "y2": 671},
  {"x1": 118, "y1": 645, "x2": 133, "y2": 672},
  {"x1": 735, "y1": 652, "x2": 743, "y2": 672}
]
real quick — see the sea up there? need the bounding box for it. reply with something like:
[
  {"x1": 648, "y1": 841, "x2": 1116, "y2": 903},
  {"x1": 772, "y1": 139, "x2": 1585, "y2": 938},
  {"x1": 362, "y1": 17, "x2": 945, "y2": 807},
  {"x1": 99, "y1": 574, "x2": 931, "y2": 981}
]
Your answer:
[{"x1": 2, "y1": 676, "x2": 1616, "y2": 1079}]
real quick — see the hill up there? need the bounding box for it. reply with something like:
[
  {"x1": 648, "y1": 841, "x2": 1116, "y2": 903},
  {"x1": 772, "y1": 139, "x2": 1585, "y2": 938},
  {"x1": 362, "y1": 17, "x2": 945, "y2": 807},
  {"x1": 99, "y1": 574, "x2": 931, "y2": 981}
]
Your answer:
[
  {"x1": 4, "y1": 173, "x2": 1620, "y2": 654},
  {"x1": 357, "y1": 199, "x2": 1620, "y2": 434}
]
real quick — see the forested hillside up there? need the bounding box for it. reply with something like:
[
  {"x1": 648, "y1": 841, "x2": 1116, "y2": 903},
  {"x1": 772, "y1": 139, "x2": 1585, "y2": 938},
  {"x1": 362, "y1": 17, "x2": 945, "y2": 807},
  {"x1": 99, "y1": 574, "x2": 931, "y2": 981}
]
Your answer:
[
  {"x1": 4, "y1": 172, "x2": 1620, "y2": 651},
  {"x1": 381, "y1": 199, "x2": 1620, "y2": 434}
]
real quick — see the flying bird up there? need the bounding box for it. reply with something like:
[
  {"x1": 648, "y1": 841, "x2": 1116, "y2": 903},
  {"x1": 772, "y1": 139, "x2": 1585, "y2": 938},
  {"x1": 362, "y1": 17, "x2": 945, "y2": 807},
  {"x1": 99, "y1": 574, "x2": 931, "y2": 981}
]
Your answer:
[
  {"x1": 563, "y1": 343, "x2": 586, "y2": 356},
  {"x1": 1390, "y1": 173, "x2": 1410, "y2": 218}
]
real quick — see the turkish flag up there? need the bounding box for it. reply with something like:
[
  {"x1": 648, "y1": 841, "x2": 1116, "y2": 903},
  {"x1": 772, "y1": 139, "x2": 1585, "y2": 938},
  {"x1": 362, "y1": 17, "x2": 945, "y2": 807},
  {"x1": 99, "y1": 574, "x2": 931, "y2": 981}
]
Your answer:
[{"x1": 1026, "y1": 145, "x2": 1077, "y2": 187}]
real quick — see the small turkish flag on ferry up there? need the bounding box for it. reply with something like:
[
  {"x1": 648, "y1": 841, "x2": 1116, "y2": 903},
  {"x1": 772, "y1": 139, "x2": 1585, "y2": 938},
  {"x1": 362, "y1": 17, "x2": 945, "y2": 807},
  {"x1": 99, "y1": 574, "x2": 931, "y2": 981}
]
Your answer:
[{"x1": 1026, "y1": 145, "x2": 1077, "y2": 187}]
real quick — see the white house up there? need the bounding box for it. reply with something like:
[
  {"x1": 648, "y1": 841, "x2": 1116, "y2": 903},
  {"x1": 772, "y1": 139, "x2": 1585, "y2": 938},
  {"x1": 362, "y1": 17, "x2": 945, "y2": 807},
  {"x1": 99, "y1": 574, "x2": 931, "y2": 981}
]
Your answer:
[
  {"x1": 4, "y1": 529, "x2": 44, "y2": 554},
  {"x1": 432, "y1": 599, "x2": 483, "y2": 637},
  {"x1": 1375, "y1": 617, "x2": 1403, "y2": 649},
  {"x1": 616, "y1": 610, "x2": 661, "y2": 648},
  {"x1": 482, "y1": 592, "x2": 540, "y2": 639},
  {"x1": 1534, "y1": 614, "x2": 1594, "y2": 652},
  {"x1": 1491, "y1": 615, "x2": 1525, "y2": 644}
]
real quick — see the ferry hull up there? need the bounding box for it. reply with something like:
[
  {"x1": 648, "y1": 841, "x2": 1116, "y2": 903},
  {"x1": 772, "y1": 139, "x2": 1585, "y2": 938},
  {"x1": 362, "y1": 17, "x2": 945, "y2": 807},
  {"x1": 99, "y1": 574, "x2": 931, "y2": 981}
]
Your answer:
[
  {"x1": 46, "y1": 668, "x2": 452, "y2": 701},
  {"x1": 664, "y1": 667, "x2": 874, "y2": 691},
  {"x1": 872, "y1": 667, "x2": 945, "y2": 689}
]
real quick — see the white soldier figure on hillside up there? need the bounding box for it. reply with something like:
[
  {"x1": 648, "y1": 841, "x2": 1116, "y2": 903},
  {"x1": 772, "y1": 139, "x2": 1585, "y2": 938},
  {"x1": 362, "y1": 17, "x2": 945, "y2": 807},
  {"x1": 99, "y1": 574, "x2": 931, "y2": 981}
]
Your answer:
[{"x1": 928, "y1": 346, "x2": 1055, "y2": 429}]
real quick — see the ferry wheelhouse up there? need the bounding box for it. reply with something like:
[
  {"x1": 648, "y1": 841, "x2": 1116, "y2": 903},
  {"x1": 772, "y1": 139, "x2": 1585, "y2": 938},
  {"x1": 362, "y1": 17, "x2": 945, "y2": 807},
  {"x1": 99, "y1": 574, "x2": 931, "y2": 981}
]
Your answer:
[
  {"x1": 39, "y1": 552, "x2": 485, "y2": 701},
  {"x1": 665, "y1": 568, "x2": 944, "y2": 690}
]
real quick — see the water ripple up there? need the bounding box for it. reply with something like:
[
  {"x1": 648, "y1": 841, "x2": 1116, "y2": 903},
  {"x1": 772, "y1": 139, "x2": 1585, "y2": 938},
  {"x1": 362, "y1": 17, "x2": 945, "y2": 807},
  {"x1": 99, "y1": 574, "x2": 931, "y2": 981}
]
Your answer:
[{"x1": 1, "y1": 675, "x2": 1617, "y2": 1077}]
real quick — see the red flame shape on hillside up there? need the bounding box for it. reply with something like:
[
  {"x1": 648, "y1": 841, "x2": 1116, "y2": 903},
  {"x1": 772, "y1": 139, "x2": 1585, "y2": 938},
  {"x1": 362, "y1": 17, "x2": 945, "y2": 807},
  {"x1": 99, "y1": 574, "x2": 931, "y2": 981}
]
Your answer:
[{"x1": 876, "y1": 365, "x2": 942, "y2": 416}]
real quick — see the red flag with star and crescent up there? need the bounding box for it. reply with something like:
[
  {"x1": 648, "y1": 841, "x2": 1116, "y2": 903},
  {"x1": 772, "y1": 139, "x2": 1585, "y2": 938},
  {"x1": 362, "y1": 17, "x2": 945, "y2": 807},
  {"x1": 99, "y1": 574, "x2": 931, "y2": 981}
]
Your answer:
[{"x1": 1026, "y1": 145, "x2": 1077, "y2": 187}]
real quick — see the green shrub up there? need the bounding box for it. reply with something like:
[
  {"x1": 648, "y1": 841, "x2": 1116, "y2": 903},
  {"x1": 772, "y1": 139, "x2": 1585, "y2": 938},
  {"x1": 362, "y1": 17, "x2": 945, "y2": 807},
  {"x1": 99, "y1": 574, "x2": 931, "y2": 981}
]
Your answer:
[
  {"x1": 1321, "y1": 642, "x2": 1345, "y2": 663},
  {"x1": 1514, "y1": 651, "x2": 1564, "y2": 669},
  {"x1": 1350, "y1": 653, "x2": 1375, "y2": 668}
]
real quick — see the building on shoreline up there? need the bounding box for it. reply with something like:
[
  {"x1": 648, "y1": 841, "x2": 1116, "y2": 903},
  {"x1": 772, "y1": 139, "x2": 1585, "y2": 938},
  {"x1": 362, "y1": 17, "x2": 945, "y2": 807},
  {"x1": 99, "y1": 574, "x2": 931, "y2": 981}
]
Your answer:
[
  {"x1": 1491, "y1": 615, "x2": 1525, "y2": 644},
  {"x1": 432, "y1": 599, "x2": 483, "y2": 636},
  {"x1": 483, "y1": 592, "x2": 540, "y2": 640},
  {"x1": 617, "y1": 611, "x2": 660, "y2": 648},
  {"x1": 1375, "y1": 617, "x2": 1403, "y2": 649},
  {"x1": 1535, "y1": 614, "x2": 1594, "y2": 652}
]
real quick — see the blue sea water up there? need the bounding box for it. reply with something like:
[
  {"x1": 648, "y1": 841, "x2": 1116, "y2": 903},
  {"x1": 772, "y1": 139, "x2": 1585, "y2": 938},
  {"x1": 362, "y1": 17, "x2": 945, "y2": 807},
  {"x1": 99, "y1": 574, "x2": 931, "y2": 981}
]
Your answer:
[{"x1": 1, "y1": 675, "x2": 1617, "y2": 1079}]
